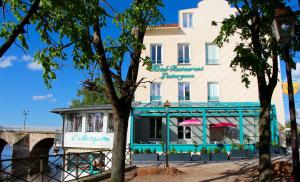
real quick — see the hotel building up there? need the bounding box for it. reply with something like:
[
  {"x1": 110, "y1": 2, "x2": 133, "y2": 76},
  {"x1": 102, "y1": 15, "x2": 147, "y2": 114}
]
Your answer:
[{"x1": 130, "y1": 0, "x2": 286, "y2": 152}]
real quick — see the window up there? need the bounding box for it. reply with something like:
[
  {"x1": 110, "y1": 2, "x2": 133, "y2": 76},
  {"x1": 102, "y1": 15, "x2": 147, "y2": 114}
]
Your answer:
[
  {"x1": 66, "y1": 113, "x2": 82, "y2": 132},
  {"x1": 150, "y1": 83, "x2": 161, "y2": 101},
  {"x1": 177, "y1": 118, "x2": 192, "y2": 139},
  {"x1": 178, "y1": 82, "x2": 190, "y2": 101},
  {"x1": 183, "y1": 13, "x2": 193, "y2": 28},
  {"x1": 150, "y1": 44, "x2": 162, "y2": 64},
  {"x1": 178, "y1": 44, "x2": 190, "y2": 64},
  {"x1": 208, "y1": 82, "x2": 219, "y2": 101},
  {"x1": 206, "y1": 43, "x2": 219, "y2": 64},
  {"x1": 150, "y1": 118, "x2": 162, "y2": 139},
  {"x1": 107, "y1": 113, "x2": 114, "y2": 133},
  {"x1": 86, "y1": 112, "x2": 103, "y2": 132}
]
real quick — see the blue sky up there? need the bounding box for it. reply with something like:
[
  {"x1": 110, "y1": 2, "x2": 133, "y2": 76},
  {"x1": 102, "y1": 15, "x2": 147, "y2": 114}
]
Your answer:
[{"x1": 0, "y1": 0, "x2": 299, "y2": 128}]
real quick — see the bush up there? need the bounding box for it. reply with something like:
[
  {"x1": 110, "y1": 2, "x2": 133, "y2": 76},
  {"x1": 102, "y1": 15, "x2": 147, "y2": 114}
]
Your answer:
[
  {"x1": 193, "y1": 141, "x2": 198, "y2": 153},
  {"x1": 170, "y1": 146, "x2": 176, "y2": 154},
  {"x1": 207, "y1": 148, "x2": 212, "y2": 154},
  {"x1": 213, "y1": 147, "x2": 220, "y2": 153},
  {"x1": 187, "y1": 150, "x2": 192, "y2": 154},
  {"x1": 133, "y1": 149, "x2": 140, "y2": 154},
  {"x1": 140, "y1": 148, "x2": 144, "y2": 154},
  {"x1": 201, "y1": 147, "x2": 207, "y2": 154},
  {"x1": 221, "y1": 148, "x2": 227, "y2": 154},
  {"x1": 231, "y1": 143, "x2": 237, "y2": 150},
  {"x1": 144, "y1": 148, "x2": 151, "y2": 154},
  {"x1": 238, "y1": 144, "x2": 244, "y2": 150}
]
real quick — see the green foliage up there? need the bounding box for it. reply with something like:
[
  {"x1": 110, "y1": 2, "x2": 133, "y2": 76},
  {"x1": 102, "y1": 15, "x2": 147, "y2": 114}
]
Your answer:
[
  {"x1": 213, "y1": 147, "x2": 220, "y2": 153},
  {"x1": 187, "y1": 150, "x2": 192, "y2": 154},
  {"x1": 231, "y1": 143, "x2": 238, "y2": 150},
  {"x1": 221, "y1": 148, "x2": 227, "y2": 154},
  {"x1": 193, "y1": 141, "x2": 198, "y2": 153},
  {"x1": 160, "y1": 141, "x2": 165, "y2": 153},
  {"x1": 133, "y1": 149, "x2": 139, "y2": 154},
  {"x1": 238, "y1": 144, "x2": 244, "y2": 150},
  {"x1": 144, "y1": 148, "x2": 151, "y2": 154},
  {"x1": 207, "y1": 148, "x2": 212, "y2": 154},
  {"x1": 170, "y1": 146, "x2": 176, "y2": 154},
  {"x1": 200, "y1": 147, "x2": 207, "y2": 154}
]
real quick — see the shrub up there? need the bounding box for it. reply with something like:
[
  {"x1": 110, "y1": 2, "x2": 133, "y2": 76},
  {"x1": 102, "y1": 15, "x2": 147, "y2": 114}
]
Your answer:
[
  {"x1": 144, "y1": 148, "x2": 151, "y2": 154},
  {"x1": 207, "y1": 148, "x2": 212, "y2": 154},
  {"x1": 238, "y1": 144, "x2": 244, "y2": 150},
  {"x1": 213, "y1": 147, "x2": 220, "y2": 153},
  {"x1": 153, "y1": 148, "x2": 157, "y2": 154},
  {"x1": 221, "y1": 148, "x2": 227, "y2": 154},
  {"x1": 201, "y1": 147, "x2": 207, "y2": 154},
  {"x1": 187, "y1": 150, "x2": 192, "y2": 154},
  {"x1": 133, "y1": 149, "x2": 139, "y2": 154},
  {"x1": 140, "y1": 148, "x2": 144, "y2": 154},
  {"x1": 160, "y1": 141, "x2": 165, "y2": 153},
  {"x1": 170, "y1": 146, "x2": 176, "y2": 154},
  {"x1": 231, "y1": 143, "x2": 237, "y2": 150},
  {"x1": 193, "y1": 141, "x2": 198, "y2": 153}
]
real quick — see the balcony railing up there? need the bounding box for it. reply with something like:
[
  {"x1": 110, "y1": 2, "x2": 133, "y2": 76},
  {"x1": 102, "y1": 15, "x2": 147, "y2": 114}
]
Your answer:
[
  {"x1": 178, "y1": 96, "x2": 190, "y2": 101},
  {"x1": 150, "y1": 96, "x2": 161, "y2": 101}
]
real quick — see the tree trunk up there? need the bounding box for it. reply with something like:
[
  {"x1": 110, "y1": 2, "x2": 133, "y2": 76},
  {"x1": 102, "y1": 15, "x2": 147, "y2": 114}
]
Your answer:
[
  {"x1": 285, "y1": 51, "x2": 300, "y2": 182},
  {"x1": 258, "y1": 96, "x2": 272, "y2": 182},
  {"x1": 110, "y1": 105, "x2": 130, "y2": 182}
]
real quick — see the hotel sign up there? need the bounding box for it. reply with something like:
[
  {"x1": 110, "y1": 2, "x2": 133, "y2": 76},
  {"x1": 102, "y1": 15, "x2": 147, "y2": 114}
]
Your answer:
[
  {"x1": 151, "y1": 65, "x2": 204, "y2": 80},
  {"x1": 64, "y1": 133, "x2": 113, "y2": 148}
]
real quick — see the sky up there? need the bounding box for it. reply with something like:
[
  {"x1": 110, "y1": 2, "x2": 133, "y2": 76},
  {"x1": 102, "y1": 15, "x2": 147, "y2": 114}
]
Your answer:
[{"x1": 0, "y1": 0, "x2": 299, "y2": 128}]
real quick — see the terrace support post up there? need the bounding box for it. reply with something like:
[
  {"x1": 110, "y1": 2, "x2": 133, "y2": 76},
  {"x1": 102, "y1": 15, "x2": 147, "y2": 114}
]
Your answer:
[
  {"x1": 273, "y1": 108, "x2": 279, "y2": 145},
  {"x1": 271, "y1": 112, "x2": 275, "y2": 144},
  {"x1": 202, "y1": 110, "x2": 207, "y2": 147},
  {"x1": 239, "y1": 110, "x2": 244, "y2": 144},
  {"x1": 130, "y1": 111, "x2": 134, "y2": 149}
]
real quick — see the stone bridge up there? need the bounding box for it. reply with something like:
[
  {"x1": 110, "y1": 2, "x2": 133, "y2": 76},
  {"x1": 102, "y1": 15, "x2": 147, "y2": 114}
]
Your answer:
[{"x1": 0, "y1": 128, "x2": 61, "y2": 174}]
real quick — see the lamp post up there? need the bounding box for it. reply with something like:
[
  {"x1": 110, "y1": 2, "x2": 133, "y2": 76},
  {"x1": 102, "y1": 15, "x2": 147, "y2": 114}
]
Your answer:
[
  {"x1": 23, "y1": 110, "x2": 29, "y2": 130},
  {"x1": 163, "y1": 100, "x2": 170, "y2": 168},
  {"x1": 272, "y1": 6, "x2": 300, "y2": 182}
]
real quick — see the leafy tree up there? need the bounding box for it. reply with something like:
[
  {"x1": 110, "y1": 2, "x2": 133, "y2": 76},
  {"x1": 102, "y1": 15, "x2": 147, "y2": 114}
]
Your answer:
[
  {"x1": 32, "y1": 1, "x2": 164, "y2": 181},
  {"x1": 0, "y1": 0, "x2": 41, "y2": 58},
  {"x1": 213, "y1": 1, "x2": 284, "y2": 181},
  {"x1": 71, "y1": 79, "x2": 110, "y2": 107}
]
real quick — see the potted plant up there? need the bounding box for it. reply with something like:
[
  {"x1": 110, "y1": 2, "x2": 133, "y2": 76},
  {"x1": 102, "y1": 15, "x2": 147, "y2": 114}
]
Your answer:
[
  {"x1": 200, "y1": 147, "x2": 210, "y2": 161},
  {"x1": 132, "y1": 148, "x2": 158, "y2": 161},
  {"x1": 211, "y1": 147, "x2": 228, "y2": 161},
  {"x1": 230, "y1": 143, "x2": 246, "y2": 159},
  {"x1": 169, "y1": 146, "x2": 191, "y2": 161},
  {"x1": 159, "y1": 141, "x2": 166, "y2": 161},
  {"x1": 191, "y1": 142, "x2": 200, "y2": 161}
]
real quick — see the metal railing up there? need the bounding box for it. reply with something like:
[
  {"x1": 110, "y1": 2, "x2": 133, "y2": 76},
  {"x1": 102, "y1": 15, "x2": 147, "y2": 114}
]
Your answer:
[
  {"x1": 0, "y1": 149, "x2": 132, "y2": 182},
  {"x1": 0, "y1": 126, "x2": 61, "y2": 133}
]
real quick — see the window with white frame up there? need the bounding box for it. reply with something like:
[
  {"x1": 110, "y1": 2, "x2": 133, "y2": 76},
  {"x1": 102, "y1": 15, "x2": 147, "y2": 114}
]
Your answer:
[
  {"x1": 208, "y1": 82, "x2": 219, "y2": 101},
  {"x1": 66, "y1": 113, "x2": 82, "y2": 132},
  {"x1": 150, "y1": 118, "x2": 162, "y2": 139},
  {"x1": 206, "y1": 43, "x2": 219, "y2": 64},
  {"x1": 107, "y1": 113, "x2": 114, "y2": 133},
  {"x1": 150, "y1": 83, "x2": 161, "y2": 101},
  {"x1": 178, "y1": 82, "x2": 190, "y2": 101},
  {"x1": 177, "y1": 118, "x2": 192, "y2": 140},
  {"x1": 150, "y1": 44, "x2": 162, "y2": 64},
  {"x1": 178, "y1": 44, "x2": 190, "y2": 64},
  {"x1": 87, "y1": 112, "x2": 103, "y2": 132},
  {"x1": 183, "y1": 13, "x2": 193, "y2": 28}
]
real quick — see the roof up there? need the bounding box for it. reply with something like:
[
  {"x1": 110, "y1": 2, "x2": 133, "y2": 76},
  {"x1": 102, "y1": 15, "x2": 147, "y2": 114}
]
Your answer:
[
  {"x1": 51, "y1": 104, "x2": 113, "y2": 114},
  {"x1": 149, "y1": 23, "x2": 180, "y2": 30}
]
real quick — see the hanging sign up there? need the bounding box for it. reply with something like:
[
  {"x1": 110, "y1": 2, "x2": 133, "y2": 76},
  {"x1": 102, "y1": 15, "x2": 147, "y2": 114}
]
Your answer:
[
  {"x1": 282, "y1": 82, "x2": 299, "y2": 95},
  {"x1": 151, "y1": 65, "x2": 204, "y2": 80}
]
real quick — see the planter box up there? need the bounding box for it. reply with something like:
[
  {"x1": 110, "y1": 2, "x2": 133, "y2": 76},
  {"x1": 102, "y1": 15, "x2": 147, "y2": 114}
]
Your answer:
[
  {"x1": 246, "y1": 150, "x2": 254, "y2": 158},
  {"x1": 230, "y1": 150, "x2": 246, "y2": 158},
  {"x1": 169, "y1": 153, "x2": 191, "y2": 161},
  {"x1": 191, "y1": 154, "x2": 200, "y2": 161},
  {"x1": 200, "y1": 153, "x2": 210, "y2": 161},
  {"x1": 211, "y1": 153, "x2": 228, "y2": 161},
  {"x1": 132, "y1": 154, "x2": 158, "y2": 161}
]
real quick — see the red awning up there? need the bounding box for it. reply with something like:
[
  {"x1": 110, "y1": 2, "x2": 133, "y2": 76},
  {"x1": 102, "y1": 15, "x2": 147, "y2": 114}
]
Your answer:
[{"x1": 210, "y1": 122, "x2": 236, "y2": 128}]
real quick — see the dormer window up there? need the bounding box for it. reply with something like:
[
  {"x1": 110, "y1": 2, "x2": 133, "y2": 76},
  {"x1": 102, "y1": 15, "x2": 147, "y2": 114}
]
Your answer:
[{"x1": 183, "y1": 13, "x2": 193, "y2": 28}]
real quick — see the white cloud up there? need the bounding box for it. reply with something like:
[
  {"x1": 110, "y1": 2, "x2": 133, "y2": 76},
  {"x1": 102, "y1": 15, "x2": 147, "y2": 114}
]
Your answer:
[
  {"x1": 292, "y1": 62, "x2": 300, "y2": 80},
  {"x1": 27, "y1": 62, "x2": 43, "y2": 71},
  {"x1": 32, "y1": 94, "x2": 53, "y2": 101},
  {"x1": 49, "y1": 98, "x2": 57, "y2": 102},
  {"x1": 0, "y1": 56, "x2": 18, "y2": 68},
  {"x1": 22, "y1": 55, "x2": 33, "y2": 62}
]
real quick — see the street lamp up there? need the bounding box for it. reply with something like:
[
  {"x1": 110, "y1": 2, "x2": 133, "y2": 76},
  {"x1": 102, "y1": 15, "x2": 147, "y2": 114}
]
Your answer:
[
  {"x1": 272, "y1": 6, "x2": 300, "y2": 182},
  {"x1": 163, "y1": 100, "x2": 170, "y2": 168},
  {"x1": 23, "y1": 110, "x2": 29, "y2": 130}
]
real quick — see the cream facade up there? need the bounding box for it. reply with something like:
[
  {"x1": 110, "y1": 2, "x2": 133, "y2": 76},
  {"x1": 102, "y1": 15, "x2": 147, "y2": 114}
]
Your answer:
[{"x1": 132, "y1": 0, "x2": 286, "y2": 150}]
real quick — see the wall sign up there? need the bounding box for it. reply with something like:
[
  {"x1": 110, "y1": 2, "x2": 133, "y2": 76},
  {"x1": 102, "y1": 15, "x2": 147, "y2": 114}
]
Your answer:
[
  {"x1": 64, "y1": 133, "x2": 113, "y2": 148},
  {"x1": 151, "y1": 65, "x2": 204, "y2": 80}
]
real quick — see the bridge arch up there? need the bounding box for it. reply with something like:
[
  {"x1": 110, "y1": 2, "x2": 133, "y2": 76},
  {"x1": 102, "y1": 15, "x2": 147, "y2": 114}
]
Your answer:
[{"x1": 0, "y1": 138, "x2": 8, "y2": 159}]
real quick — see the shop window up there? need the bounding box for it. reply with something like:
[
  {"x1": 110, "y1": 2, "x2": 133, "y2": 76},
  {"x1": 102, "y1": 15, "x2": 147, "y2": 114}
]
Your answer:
[
  {"x1": 183, "y1": 13, "x2": 193, "y2": 28},
  {"x1": 150, "y1": 44, "x2": 162, "y2": 64},
  {"x1": 177, "y1": 118, "x2": 192, "y2": 139},
  {"x1": 206, "y1": 43, "x2": 219, "y2": 64},
  {"x1": 66, "y1": 113, "x2": 82, "y2": 132},
  {"x1": 150, "y1": 118, "x2": 162, "y2": 139},
  {"x1": 107, "y1": 113, "x2": 114, "y2": 133},
  {"x1": 178, "y1": 44, "x2": 190, "y2": 64},
  {"x1": 208, "y1": 82, "x2": 219, "y2": 101},
  {"x1": 87, "y1": 112, "x2": 103, "y2": 132},
  {"x1": 178, "y1": 82, "x2": 190, "y2": 101},
  {"x1": 150, "y1": 82, "x2": 161, "y2": 101}
]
